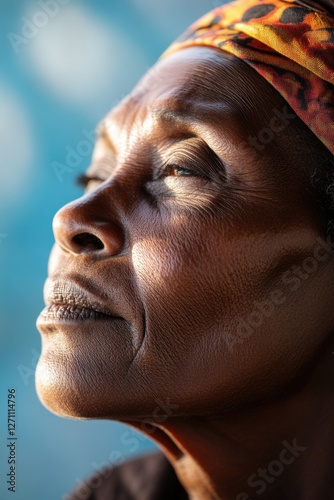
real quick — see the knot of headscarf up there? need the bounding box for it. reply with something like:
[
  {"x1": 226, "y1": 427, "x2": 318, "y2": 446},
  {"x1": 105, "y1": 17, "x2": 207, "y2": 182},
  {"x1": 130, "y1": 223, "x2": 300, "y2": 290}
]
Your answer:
[{"x1": 163, "y1": 0, "x2": 334, "y2": 155}]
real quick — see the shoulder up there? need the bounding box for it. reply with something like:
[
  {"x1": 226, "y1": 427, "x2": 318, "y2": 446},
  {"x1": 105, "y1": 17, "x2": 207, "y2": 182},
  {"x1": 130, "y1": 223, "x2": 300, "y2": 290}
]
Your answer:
[{"x1": 65, "y1": 451, "x2": 188, "y2": 500}]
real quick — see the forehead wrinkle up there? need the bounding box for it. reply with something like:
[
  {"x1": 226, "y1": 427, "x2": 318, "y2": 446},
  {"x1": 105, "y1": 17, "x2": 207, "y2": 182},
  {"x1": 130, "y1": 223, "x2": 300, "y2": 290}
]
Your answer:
[
  {"x1": 97, "y1": 51, "x2": 255, "y2": 150},
  {"x1": 152, "y1": 47, "x2": 290, "y2": 141},
  {"x1": 98, "y1": 89, "x2": 144, "y2": 135},
  {"x1": 154, "y1": 54, "x2": 250, "y2": 117},
  {"x1": 97, "y1": 47, "x2": 288, "y2": 164}
]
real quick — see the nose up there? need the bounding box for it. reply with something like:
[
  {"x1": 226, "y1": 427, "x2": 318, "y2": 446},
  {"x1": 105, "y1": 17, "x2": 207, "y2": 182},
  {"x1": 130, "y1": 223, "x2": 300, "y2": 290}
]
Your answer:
[{"x1": 52, "y1": 187, "x2": 126, "y2": 257}]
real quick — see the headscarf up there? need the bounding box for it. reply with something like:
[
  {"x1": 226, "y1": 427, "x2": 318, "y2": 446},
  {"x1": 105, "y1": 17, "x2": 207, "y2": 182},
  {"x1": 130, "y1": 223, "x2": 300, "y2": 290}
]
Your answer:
[{"x1": 163, "y1": 0, "x2": 334, "y2": 155}]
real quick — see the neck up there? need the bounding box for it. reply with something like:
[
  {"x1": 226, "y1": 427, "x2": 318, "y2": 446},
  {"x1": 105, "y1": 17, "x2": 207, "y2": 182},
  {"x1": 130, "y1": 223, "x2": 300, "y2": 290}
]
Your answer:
[{"x1": 127, "y1": 341, "x2": 334, "y2": 499}]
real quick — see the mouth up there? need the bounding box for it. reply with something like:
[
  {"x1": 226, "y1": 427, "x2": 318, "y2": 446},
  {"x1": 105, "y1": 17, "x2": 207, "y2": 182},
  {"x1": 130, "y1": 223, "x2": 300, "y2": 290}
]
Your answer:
[{"x1": 38, "y1": 280, "x2": 124, "y2": 324}]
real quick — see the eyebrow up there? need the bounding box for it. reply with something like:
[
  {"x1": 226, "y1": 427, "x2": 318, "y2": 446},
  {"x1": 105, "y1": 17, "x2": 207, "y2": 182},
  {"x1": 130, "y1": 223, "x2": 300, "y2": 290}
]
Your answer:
[
  {"x1": 152, "y1": 107, "x2": 204, "y2": 128},
  {"x1": 152, "y1": 99, "x2": 237, "y2": 125},
  {"x1": 153, "y1": 107, "x2": 190, "y2": 123},
  {"x1": 96, "y1": 98, "x2": 239, "y2": 165}
]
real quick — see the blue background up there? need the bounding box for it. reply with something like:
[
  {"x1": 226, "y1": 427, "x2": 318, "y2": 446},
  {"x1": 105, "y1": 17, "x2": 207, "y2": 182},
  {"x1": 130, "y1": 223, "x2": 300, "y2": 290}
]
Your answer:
[{"x1": 0, "y1": 1, "x2": 222, "y2": 498}]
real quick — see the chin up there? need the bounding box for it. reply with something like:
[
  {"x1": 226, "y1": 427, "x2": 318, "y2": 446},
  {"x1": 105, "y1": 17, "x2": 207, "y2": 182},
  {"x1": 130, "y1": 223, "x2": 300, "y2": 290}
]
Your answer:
[
  {"x1": 35, "y1": 322, "x2": 145, "y2": 419},
  {"x1": 35, "y1": 355, "x2": 97, "y2": 419},
  {"x1": 34, "y1": 345, "x2": 162, "y2": 421}
]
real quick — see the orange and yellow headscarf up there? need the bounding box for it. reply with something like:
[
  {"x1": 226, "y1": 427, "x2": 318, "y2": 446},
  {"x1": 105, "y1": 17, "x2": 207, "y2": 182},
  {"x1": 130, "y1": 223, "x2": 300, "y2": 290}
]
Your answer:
[{"x1": 163, "y1": 0, "x2": 334, "y2": 155}]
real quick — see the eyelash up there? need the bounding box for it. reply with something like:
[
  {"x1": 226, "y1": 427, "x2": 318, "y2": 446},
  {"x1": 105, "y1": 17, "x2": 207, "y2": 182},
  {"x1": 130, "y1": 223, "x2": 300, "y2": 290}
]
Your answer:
[
  {"x1": 156, "y1": 164, "x2": 195, "y2": 179},
  {"x1": 76, "y1": 173, "x2": 104, "y2": 189}
]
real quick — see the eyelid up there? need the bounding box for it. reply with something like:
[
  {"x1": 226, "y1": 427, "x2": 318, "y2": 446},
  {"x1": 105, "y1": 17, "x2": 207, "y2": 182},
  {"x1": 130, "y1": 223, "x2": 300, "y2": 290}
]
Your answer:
[
  {"x1": 154, "y1": 154, "x2": 212, "y2": 182},
  {"x1": 155, "y1": 163, "x2": 196, "y2": 179},
  {"x1": 157, "y1": 138, "x2": 226, "y2": 181},
  {"x1": 76, "y1": 173, "x2": 106, "y2": 189}
]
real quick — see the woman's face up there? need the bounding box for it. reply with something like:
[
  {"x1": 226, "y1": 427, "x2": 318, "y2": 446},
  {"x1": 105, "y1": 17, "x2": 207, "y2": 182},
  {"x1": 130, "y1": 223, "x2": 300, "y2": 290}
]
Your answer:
[{"x1": 36, "y1": 47, "x2": 334, "y2": 420}]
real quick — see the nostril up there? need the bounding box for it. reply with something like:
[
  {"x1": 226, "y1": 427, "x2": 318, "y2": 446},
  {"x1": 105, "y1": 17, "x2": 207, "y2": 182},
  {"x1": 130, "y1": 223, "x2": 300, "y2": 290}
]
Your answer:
[{"x1": 72, "y1": 232, "x2": 104, "y2": 251}]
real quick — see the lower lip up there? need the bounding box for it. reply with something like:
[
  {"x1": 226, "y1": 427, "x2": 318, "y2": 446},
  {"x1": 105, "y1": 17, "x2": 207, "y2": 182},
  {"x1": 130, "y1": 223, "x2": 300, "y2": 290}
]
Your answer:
[{"x1": 38, "y1": 304, "x2": 121, "y2": 322}]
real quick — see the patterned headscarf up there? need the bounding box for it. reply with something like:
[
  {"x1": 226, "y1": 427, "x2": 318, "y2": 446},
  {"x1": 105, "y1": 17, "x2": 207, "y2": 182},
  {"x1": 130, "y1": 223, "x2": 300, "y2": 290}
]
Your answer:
[{"x1": 163, "y1": 0, "x2": 334, "y2": 155}]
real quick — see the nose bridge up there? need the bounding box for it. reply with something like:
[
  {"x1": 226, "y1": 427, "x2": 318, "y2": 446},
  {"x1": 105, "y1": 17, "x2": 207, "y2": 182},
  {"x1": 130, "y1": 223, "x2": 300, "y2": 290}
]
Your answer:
[
  {"x1": 52, "y1": 174, "x2": 129, "y2": 257},
  {"x1": 55, "y1": 172, "x2": 127, "y2": 226}
]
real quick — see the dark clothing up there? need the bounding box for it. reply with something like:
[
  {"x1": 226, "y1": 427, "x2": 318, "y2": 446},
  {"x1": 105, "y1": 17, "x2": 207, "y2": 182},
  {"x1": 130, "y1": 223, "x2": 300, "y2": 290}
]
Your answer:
[{"x1": 66, "y1": 452, "x2": 188, "y2": 500}]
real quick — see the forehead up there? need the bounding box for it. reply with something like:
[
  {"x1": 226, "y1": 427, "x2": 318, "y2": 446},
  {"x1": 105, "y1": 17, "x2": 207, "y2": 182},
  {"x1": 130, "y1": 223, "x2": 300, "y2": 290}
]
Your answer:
[{"x1": 99, "y1": 47, "x2": 284, "y2": 146}]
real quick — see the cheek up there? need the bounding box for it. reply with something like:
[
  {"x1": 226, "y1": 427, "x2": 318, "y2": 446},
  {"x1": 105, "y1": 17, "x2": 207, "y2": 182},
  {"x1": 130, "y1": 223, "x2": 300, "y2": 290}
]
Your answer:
[
  {"x1": 130, "y1": 222, "x2": 333, "y2": 410},
  {"x1": 131, "y1": 225, "x2": 283, "y2": 328},
  {"x1": 130, "y1": 224, "x2": 272, "y2": 377}
]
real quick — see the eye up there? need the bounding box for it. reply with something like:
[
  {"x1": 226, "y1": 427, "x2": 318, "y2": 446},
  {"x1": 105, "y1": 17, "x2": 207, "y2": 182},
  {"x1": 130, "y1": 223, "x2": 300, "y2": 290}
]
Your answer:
[
  {"x1": 76, "y1": 173, "x2": 105, "y2": 191},
  {"x1": 159, "y1": 164, "x2": 195, "y2": 178}
]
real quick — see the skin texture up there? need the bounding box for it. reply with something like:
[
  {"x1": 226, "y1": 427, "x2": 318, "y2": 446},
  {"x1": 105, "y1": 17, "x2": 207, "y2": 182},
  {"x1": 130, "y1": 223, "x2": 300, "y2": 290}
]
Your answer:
[{"x1": 36, "y1": 47, "x2": 334, "y2": 499}]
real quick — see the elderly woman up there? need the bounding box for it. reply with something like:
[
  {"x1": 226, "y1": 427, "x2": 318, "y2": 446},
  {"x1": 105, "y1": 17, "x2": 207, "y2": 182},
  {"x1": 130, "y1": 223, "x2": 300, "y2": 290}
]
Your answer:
[{"x1": 36, "y1": 0, "x2": 334, "y2": 498}]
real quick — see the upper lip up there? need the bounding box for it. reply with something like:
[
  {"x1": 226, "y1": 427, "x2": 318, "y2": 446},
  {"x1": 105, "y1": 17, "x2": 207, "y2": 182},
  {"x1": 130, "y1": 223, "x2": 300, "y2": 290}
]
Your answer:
[{"x1": 43, "y1": 279, "x2": 123, "y2": 319}]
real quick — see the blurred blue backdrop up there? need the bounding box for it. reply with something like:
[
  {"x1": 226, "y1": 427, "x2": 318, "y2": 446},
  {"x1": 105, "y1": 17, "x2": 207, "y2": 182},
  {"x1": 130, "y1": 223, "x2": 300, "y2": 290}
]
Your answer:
[{"x1": 0, "y1": 0, "x2": 222, "y2": 498}]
